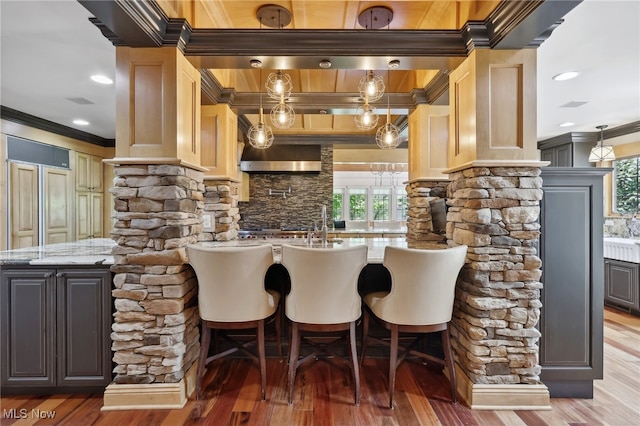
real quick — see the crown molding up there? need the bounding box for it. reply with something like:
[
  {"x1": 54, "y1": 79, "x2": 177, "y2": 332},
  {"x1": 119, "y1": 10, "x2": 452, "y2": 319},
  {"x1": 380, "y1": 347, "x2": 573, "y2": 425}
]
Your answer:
[{"x1": 1, "y1": 106, "x2": 115, "y2": 147}]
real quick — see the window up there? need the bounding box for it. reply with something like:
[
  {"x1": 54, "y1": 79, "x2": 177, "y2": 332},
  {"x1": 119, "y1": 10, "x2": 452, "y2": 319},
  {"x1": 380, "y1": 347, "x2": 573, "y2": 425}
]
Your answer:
[
  {"x1": 348, "y1": 188, "x2": 367, "y2": 221},
  {"x1": 332, "y1": 189, "x2": 344, "y2": 220},
  {"x1": 396, "y1": 193, "x2": 408, "y2": 221},
  {"x1": 613, "y1": 156, "x2": 640, "y2": 214},
  {"x1": 372, "y1": 188, "x2": 391, "y2": 220}
]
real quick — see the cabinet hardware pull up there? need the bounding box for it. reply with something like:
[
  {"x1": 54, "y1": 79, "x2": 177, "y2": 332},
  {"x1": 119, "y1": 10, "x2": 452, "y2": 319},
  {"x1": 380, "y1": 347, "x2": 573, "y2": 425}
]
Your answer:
[
  {"x1": 44, "y1": 273, "x2": 53, "y2": 278},
  {"x1": 56, "y1": 273, "x2": 64, "y2": 277}
]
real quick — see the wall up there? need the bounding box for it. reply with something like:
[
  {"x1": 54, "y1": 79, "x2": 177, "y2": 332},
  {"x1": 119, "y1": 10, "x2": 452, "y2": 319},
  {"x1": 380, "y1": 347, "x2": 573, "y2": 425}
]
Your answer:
[{"x1": 238, "y1": 147, "x2": 333, "y2": 230}]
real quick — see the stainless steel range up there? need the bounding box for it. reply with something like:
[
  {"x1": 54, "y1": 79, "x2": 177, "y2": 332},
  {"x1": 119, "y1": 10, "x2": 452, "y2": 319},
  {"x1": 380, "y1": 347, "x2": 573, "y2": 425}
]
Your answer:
[{"x1": 238, "y1": 228, "x2": 311, "y2": 240}]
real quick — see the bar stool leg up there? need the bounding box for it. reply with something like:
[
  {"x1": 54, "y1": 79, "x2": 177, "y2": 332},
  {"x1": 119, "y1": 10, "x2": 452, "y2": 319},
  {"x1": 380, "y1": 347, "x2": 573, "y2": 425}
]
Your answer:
[
  {"x1": 349, "y1": 321, "x2": 361, "y2": 405},
  {"x1": 389, "y1": 324, "x2": 399, "y2": 409}
]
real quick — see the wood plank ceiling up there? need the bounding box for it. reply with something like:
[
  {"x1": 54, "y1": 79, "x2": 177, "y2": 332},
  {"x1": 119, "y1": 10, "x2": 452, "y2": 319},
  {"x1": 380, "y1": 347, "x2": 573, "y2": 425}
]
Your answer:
[{"x1": 155, "y1": 1, "x2": 502, "y2": 139}]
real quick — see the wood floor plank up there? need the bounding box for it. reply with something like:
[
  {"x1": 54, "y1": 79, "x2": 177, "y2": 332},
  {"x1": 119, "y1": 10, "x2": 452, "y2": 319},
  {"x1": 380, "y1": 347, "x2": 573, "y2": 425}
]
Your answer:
[{"x1": 1, "y1": 307, "x2": 638, "y2": 426}]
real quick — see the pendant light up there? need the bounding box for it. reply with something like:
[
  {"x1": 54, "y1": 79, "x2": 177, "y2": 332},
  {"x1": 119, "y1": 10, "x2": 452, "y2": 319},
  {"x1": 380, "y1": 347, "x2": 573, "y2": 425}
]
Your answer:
[
  {"x1": 247, "y1": 63, "x2": 274, "y2": 149},
  {"x1": 588, "y1": 125, "x2": 616, "y2": 162},
  {"x1": 266, "y1": 70, "x2": 293, "y2": 100},
  {"x1": 358, "y1": 70, "x2": 385, "y2": 102},
  {"x1": 376, "y1": 60, "x2": 401, "y2": 149},
  {"x1": 354, "y1": 101, "x2": 379, "y2": 130},
  {"x1": 270, "y1": 93, "x2": 295, "y2": 129}
]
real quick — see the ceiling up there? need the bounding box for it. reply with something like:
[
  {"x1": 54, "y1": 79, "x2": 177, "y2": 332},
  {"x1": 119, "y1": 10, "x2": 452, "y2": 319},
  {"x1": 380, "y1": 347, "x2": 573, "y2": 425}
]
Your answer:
[{"x1": 1, "y1": 0, "x2": 639, "y2": 147}]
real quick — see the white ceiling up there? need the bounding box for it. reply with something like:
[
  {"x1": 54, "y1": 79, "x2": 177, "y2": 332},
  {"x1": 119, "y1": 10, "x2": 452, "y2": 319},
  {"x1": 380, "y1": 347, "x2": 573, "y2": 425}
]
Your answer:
[{"x1": 1, "y1": 0, "x2": 639, "y2": 143}]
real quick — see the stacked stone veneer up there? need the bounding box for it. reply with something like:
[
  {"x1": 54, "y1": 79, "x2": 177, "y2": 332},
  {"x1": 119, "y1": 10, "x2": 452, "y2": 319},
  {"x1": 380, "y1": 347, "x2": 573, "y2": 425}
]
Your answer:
[
  {"x1": 110, "y1": 164, "x2": 203, "y2": 384},
  {"x1": 239, "y1": 147, "x2": 333, "y2": 229},
  {"x1": 447, "y1": 167, "x2": 543, "y2": 385},
  {"x1": 406, "y1": 180, "x2": 449, "y2": 242},
  {"x1": 199, "y1": 179, "x2": 240, "y2": 242}
]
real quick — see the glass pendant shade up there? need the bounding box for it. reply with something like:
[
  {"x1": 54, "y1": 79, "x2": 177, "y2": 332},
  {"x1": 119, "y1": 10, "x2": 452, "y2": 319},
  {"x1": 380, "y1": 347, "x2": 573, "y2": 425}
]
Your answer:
[
  {"x1": 266, "y1": 70, "x2": 293, "y2": 99},
  {"x1": 354, "y1": 103, "x2": 379, "y2": 130},
  {"x1": 248, "y1": 108, "x2": 274, "y2": 149},
  {"x1": 588, "y1": 125, "x2": 616, "y2": 162},
  {"x1": 270, "y1": 100, "x2": 295, "y2": 129},
  {"x1": 358, "y1": 70, "x2": 384, "y2": 102}
]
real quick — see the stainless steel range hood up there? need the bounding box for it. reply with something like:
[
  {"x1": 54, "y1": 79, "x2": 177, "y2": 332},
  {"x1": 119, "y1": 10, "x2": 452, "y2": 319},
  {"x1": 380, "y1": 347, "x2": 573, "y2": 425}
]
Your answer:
[{"x1": 240, "y1": 144, "x2": 322, "y2": 172}]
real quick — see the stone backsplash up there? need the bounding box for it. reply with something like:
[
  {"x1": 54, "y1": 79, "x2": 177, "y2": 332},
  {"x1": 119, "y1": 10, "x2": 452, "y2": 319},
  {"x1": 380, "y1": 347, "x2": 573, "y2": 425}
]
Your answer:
[
  {"x1": 603, "y1": 215, "x2": 640, "y2": 238},
  {"x1": 238, "y1": 146, "x2": 333, "y2": 230}
]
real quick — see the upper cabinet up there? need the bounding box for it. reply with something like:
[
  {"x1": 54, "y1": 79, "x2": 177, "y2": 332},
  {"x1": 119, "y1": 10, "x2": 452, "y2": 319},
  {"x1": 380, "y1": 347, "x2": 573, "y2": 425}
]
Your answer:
[
  {"x1": 538, "y1": 133, "x2": 598, "y2": 167},
  {"x1": 75, "y1": 152, "x2": 104, "y2": 240},
  {"x1": 75, "y1": 152, "x2": 103, "y2": 192}
]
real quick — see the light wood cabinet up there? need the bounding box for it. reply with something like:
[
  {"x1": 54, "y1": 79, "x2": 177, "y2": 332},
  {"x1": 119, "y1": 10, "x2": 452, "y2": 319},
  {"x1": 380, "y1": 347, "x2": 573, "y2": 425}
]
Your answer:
[
  {"x1": 75, "y1": 152, "x2": 103, "y2": 192},
  {"x1": 9, "y1": 162, "x2": 38, "y2": 248},
  {"x1": 43, "y1": 167, "x2": 72, "y2": 244},
  {"x1": 75, "y1": 152, "x2": 104, "y2": 240}
]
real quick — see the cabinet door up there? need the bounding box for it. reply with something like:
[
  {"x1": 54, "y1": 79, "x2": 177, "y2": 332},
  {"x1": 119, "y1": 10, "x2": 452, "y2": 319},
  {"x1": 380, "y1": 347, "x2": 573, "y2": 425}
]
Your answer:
[
  {"x1": 1, "y1": 269, "x2": 56, "y2": 388},
  {"x1": 90, "y1": 193, "x2": 104, "y2": 238},
  {"x1": 555, "y1": 144, "x2": 572, "y2": 166},
  {"x1": 75, "y1": 152, "x2": 91, "y2": 191},
  {"x1": 605, "y1": 259, "x2": 639, "y2": 310},
  {"x1": 56, "y1": 269, "x2": 112, "y2": 387},
  {"x1": 9, "y1": 162, "x2": 39, "y2": 248},
  {"x1": 76, "y1": 192, "x2": 103, "y2": 240},
  {"x1": 89, "y1": 155, "x2": 104, "y2": 192},
  {"x1": 43, "y1": 167, "x2": 72, "y2": 244}
]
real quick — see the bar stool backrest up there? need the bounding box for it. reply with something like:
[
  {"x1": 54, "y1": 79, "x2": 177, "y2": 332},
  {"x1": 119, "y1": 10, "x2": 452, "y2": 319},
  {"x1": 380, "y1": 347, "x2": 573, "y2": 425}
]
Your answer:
[
  {"x1": 187, "y1": 244, "x2": 276, "y2": 322},
  {"x1": 281, "y1": 244, "x2": 368, "y2": 324}
]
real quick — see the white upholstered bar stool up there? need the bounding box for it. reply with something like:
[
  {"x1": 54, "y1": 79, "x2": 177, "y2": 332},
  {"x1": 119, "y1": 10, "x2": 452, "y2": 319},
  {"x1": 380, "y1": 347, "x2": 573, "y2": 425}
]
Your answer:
[
  {"x1": 360, "y1": 245, "x2": 467, "y2": 408},
  {"x1": 281, "y1": 244, "x2": 368, "y2": 405},
  {"x1": 187, "y1": 244, "x2": 281, "y2": 401}
]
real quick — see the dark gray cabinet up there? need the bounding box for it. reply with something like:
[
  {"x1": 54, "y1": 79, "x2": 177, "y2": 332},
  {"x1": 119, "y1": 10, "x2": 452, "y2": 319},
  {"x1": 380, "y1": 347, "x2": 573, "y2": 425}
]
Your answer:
[
  {"x1": 1, "y1": 266, "x2": 112, "y2": 393},
  {"x1": 539, "y1": 167, "x2": 610, "y2": 398},
  {"x1": 539, "y1": 142, "x2": 594, "y2": 167},
  {"x1": 604, "y1": 258, "x2": 640, "y2": 315}
]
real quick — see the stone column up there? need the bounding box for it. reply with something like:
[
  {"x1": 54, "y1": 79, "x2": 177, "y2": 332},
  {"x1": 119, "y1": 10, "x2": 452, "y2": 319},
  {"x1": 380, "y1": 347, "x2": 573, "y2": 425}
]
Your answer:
[
  {"x1": 447, "y1": 166, "x2": 543, "y2": 387},
  {"x1": 200, "y1": 179, "x2": 240, "y2": 242},
  {"x1": 444, "y1": 48, "x2": 550, "y2": 408},
  {"x1": 110, "y1": 164, "x2": 203, "y2": 386},
  {"x1": 406, "y1": 105, "x2": 450, "y2": 245},
  {"x1": 103, "y1": 45, "x2": 205, "y2": 409}
]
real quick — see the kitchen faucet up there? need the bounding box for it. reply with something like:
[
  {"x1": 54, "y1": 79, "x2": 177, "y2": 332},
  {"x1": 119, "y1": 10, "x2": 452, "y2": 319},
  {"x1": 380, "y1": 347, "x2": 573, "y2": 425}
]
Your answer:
[
  {"x1": 307, "y1": 206, "x2": 329, "y2": 246},
  {"x1": 320, "y1": 205, "x2": 328, "y2": 246}
]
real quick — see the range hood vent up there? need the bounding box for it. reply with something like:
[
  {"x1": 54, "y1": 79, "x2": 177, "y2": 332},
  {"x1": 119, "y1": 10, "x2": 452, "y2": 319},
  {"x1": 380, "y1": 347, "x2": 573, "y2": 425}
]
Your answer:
[{"x1": 240, "y1": 144, "x2": 322, "y2": 172}]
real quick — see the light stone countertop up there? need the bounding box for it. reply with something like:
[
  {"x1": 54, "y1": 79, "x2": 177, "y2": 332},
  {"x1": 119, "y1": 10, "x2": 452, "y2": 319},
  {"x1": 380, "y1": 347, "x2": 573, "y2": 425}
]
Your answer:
[
  {"x1": 0, "y1": 238, "x2": 117, "y2": 266},
  {"x1": 196, "y1": 237, "x2": 443, "y2": 263},
  {"x1": 0, "y1": 237, "x2": 445, "y2": 267}
]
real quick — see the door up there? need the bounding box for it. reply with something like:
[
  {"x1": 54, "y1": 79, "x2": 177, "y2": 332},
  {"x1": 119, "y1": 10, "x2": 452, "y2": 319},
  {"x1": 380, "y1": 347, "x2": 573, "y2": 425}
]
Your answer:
[
  {"x1": 43, "y1": 167, "x2": 72, "y2": 244},
  {"x1": 9, "y1": 162, "x2": 38, "y2": 248},
  {"x1": 56, "y1": 269, "x2": 112, "y2": 386},
  {"x1": 1, "y1": 269, "x2": 56, "y2": 387}
]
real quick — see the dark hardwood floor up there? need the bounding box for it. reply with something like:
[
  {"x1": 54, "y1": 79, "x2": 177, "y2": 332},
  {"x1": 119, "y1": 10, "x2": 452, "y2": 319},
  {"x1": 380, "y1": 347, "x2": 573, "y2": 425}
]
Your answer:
[{"x1": 1, "y1": 307, "x2": 638, "y2": 425}]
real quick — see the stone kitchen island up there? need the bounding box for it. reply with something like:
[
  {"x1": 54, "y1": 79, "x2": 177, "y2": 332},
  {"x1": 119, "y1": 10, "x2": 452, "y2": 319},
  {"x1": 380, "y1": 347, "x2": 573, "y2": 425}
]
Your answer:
[{"x1": 0, "y1": 238, "x2": 116, "y2": 394}]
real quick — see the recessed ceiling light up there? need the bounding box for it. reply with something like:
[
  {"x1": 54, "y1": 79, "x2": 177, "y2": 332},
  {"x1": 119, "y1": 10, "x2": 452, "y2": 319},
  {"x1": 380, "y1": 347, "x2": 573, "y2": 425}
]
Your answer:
[
  {"x1": 90, "y1": 74, "x2": 113, "y2": 85},
  {"x1": 552, "y1": 71, "x2": 579, "y2": 81},
  {"x1": 73, "y1": 119, "x2": 89, "y2": 126},
  {"x1": 559, "y1": 122, "x2": 575, "y2": 127}
]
